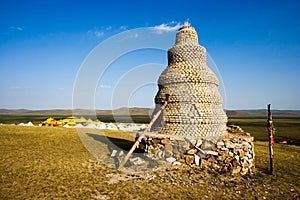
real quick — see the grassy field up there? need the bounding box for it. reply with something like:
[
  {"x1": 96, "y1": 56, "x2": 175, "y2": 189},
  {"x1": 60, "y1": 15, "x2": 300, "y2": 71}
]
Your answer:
[
  {"x1": 228, "y1": 118, "x2": 300, "y2": 145},
  {"x1": 1, "y1": 111, "x2": 299, "y2": 145},
  {"x1": 0, "y1": 114, "x2": 151, "y2": 125},
  {"x1": 0, "y1": 108, "x2": 152, "y2": 124},
  {"x1": 0, "y1": 125, "x2": 299, "y2": 199}
]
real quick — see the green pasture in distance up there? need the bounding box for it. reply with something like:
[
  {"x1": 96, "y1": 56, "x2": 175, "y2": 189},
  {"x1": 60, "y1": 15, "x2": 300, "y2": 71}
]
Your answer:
[
  {"x1": 228, "y1": 118, "x2": 300, "y2": 144},
  {"x1": 0, "y1": 110, "x2": 299, "y2": 144}
]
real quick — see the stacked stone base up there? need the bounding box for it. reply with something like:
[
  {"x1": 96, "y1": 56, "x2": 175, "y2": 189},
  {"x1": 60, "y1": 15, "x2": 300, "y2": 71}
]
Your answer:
[{"x1": 138, "y1": 132, "x2": 255, "y2": 175}]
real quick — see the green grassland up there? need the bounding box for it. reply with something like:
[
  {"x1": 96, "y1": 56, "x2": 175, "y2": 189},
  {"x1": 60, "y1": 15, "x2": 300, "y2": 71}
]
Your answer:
[
  {"x1": 228, "y1": 118, "x2": 300, "y2": 144},
  {"x1": 0, "y1": 114, "x2": 151, "y2": 125},
  {"x1": 0, "y1": 109, "x2": 299, "y2": 144},
  {"x1": 0, "y1": 125, "x2": 299, "y2": 199},
  {"x1": 0, "y1": 108, "x2": 152, "y2": 124},
  {"x1": 227, "y1": 110, "x2": 300, "y2": 144}
]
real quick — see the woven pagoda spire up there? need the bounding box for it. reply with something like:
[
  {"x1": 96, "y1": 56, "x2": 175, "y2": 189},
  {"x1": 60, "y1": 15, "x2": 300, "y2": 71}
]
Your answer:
[{"x1": 152, "y1": 23, "x2": 227, "y2": 138}]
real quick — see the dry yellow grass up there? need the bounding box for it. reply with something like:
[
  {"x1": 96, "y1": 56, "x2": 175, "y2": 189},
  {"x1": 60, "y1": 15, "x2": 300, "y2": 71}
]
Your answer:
[{"x1": 0, "y1": 125, "x2": 299, "y2": 199}]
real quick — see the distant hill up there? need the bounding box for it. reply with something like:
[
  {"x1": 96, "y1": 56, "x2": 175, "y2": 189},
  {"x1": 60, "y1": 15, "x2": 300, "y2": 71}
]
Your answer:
[
  {"x1": 0, "y1": 108, "x2": 299, "y2": 118},
  {"x1": 225, "y1": 109, "x2": 300, "y2": 118},
  {"x1": 0, "y1": 109, "x2": 74, "y2": 116},
  {"x1": 0, "y1": 107, "x2": 154, "y2": 116},
  {"x1": 1, "y1": 108, "x2": 299, "y2": 125}
]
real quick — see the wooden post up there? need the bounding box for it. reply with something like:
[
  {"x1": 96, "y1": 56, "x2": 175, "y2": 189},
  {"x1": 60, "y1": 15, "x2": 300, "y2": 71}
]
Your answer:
[
  {"x1": 267, "y1": 104, "x2": 275, "y2": 175},
  {"x1": 118, "y1": 100, "x2": 168, "y2": 170}
]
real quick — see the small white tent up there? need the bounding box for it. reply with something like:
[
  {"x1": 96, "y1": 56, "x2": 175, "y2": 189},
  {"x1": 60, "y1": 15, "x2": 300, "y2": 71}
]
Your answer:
[
  {"x1": 63, "y1": 124, "x2": 73, "y2": 128},
  {"x1": 25, "y1": 121, "x2": 34, "y2": 126},
  {"x1": 85, "y1": 123, "x2": 97, "y2": 129},
  {"x1": 140, "y1": 124, "x2": 147, "y2": 129},
  {"x1": 75, "y1": 123, "x2": 84, "y2": 128},
  {"x1": 107, "y1": 123, "x2": 118, "y2": 130},
  {"x1": 96, "y1": 123, "x2": 107, "y2": 129},
  {"x1": 117, "y1": 123, "x2": 126, "y2": 130},
  {"x1": 126, "y1": 123, "x2": 140, "y2": 131}
]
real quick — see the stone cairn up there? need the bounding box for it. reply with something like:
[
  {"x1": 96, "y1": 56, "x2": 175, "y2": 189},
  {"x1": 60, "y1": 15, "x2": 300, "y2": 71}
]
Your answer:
[
  {"x1": 151, "y1": 23, "x2": 227, "y2": 137},
  {"x1": 138, "y1": 129, "x2": 255, "y2": 175},
  {"x1": 136, "y1": 23, "x2": 255, "y2": 175}
]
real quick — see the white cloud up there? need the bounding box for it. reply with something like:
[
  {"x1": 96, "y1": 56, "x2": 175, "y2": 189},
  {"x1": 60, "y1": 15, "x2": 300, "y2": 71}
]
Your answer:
[
  {"x1": 152, "y1": 22, "x2": 182, "y2": 34},
  {"x1": 88, "y1": 26, "x2": 115, "y2": 37},
  {"x1": 119, "y1": 25, "x2": 128, "y2": 31},
  {"x1": 8, "y1": 86, "x2": 30, "y2": 90},
  {"x1": 98, "y1": 84, "x2": 111, "y2": 89},
  {"x1": 9, "y1": 26, "x2": 23, "y2": 31},
  {"x1": 94, "y1": 30, "x2": 104, "y2": 37},
  {"x1": 106, "y1": 26, "x2": 112, "y2": 31},
  {"x1": 88, "y1": 25, "x2": 130, "y2": 38},
  {"x1": 9, "y1": 86, "x2": 22, "y2": 90}
]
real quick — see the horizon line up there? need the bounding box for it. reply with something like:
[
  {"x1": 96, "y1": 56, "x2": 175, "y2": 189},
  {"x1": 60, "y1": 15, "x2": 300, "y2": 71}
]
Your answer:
[{"x1": 1, "y1": 107, "x2": 300, "y2": 111}]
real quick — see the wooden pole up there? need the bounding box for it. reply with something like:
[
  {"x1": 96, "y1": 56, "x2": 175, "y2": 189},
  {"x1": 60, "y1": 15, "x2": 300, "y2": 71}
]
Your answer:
[
  {"x1": 267, "y1": 104, "x2": 275, "y2": 175},
  {"x1": 118, "y1": 101, "x2": 168, "y2": 170}
]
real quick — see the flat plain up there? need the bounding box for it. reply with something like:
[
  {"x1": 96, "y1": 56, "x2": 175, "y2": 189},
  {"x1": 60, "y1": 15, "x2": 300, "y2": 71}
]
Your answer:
[{"x1": 0, "y1": 110, "x2": 299, "y2": 199}]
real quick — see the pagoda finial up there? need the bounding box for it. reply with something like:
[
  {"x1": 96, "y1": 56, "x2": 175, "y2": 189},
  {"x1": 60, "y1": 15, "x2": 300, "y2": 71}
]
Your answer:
[
  {"x1": 176, "y1": 22, "x2": 198, "y2": 44},
  {"x1": 184, "y1": 21, "x2": 190, "y2": 26}
]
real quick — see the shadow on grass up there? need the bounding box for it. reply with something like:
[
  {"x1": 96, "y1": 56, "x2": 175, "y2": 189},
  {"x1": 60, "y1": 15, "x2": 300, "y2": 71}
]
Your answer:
[
  {"x1": 86, "y1": 133, "x2": 140, "y2": 168},
  {"x1": 87, "y1": 133, "x2": 134, "y2": 151},
  {"x1": 257, "y1": 166, "x2": 272, "y2": 175}
]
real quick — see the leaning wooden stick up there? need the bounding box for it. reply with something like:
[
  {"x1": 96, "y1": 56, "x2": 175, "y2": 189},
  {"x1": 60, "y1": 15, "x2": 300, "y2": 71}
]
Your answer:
[
  {"x1": 118, "y1": 101, "x2": 168, "y2": 170},
  {"x1": 267, "y1": 104, "x2": 275, "y2": 175}
]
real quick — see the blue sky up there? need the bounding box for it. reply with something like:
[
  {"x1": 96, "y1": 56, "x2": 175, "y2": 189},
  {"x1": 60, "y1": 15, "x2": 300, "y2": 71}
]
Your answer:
[{"x1": 0, "y1": 0, "x2": 299, "y2": 110}]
